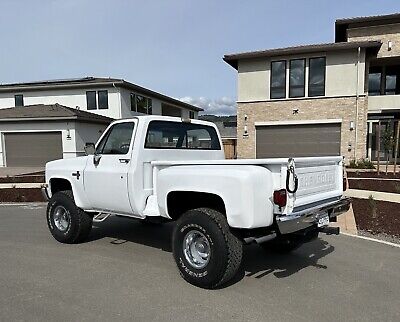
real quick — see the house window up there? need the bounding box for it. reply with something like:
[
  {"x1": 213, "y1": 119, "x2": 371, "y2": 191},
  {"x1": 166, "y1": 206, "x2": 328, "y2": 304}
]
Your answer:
[
  {"x1": 385, "y1": 65, "x2": 400, "y2": 95},
  {"x1": 289, "y1": 59, "x2": 306, "y2": 98},
  {"x1": 270, "y1": 60, "x2": 286, "y2": 99},
  {"x1": 368, "y1": 67, "x2": 382, "y2": 96},
  {"x1": 98, "y1": 90, "x2": 109, "y2": 109},
  {"x1": 14, "y1": 94, "x2": 24, "y2": 107},
  {"x1": 86, "y1": 91, "x2": 97, "y2": 110},
  {"x1": 130, "y1": 93, "x2": 152, "y2": 114},
  {"x1": 189, "y1": 111, "x2": 195, "y2": 119},
  {"x1": 308, "y1": 57, "x2": 326, "y2": 97}
]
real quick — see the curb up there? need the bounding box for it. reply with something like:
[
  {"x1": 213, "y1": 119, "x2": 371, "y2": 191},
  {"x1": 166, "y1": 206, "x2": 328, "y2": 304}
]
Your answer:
[{"x1": 341, "y1": 232, "x2": 400, "y2": 248}]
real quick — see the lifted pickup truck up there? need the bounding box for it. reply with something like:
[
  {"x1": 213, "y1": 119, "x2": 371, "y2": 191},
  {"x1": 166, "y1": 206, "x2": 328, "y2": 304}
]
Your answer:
[{"x1": 43, "y1": 115, "x2": 350, "y2": 288}]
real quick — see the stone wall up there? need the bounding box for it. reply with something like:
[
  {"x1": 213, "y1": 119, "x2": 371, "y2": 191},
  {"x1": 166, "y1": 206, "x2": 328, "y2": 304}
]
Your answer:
[
  {"x1": 347, "y1": 23, "x2": 400, "y2": 58},
  {"x1": 237, "y1": 96, "x2": 368, "y2": 163}
]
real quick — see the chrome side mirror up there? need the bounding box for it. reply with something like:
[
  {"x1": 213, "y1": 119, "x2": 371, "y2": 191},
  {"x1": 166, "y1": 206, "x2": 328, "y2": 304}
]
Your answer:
[{"x1": 84, "y1": 143, "x2": 95, "y2": 155}]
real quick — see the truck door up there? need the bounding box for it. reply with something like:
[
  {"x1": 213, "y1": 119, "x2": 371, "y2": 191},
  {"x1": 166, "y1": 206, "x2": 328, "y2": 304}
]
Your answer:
[{"x1": 83, "y1": 121, "x2": 136, "y2": 214}]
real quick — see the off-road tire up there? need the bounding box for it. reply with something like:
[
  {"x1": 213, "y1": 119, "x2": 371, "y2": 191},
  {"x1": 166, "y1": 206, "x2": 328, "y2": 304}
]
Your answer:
[
  {"x1": 47, "y1": 190, "x2": 93, "y2": 244},
  {"x1": 172, "y1": 208, "x2": 243, "y2": 289}
]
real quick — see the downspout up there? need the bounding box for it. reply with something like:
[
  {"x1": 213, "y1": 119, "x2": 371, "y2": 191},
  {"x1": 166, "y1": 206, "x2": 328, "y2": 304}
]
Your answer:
[
  {"x1": 112, "y1": 82, "x2": 122, "y2": 119},
  {"x1": 355, "y1": 46, "x2": 361, "y2": 160}
]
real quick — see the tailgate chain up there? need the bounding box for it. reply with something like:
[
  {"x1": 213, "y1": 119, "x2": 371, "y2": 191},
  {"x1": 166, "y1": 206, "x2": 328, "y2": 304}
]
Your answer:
[{"x1": 286, "y1": 158, "x2": 298, "y2": 194}]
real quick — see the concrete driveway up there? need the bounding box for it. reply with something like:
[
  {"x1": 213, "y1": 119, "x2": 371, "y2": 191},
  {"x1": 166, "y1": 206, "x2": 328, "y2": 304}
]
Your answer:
[{"x1": 0, "y1": 203, "x2": 399, "y2": 322}]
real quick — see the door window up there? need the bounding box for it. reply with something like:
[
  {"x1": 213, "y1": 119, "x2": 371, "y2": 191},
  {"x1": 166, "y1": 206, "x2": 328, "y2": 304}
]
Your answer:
[{"x1": 96, "y1": 122, "x2": 135, "y2": 155}]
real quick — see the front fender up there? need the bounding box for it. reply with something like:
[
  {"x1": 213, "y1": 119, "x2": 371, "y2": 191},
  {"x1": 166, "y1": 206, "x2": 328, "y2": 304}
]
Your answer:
[
  {"x1": 45, "y1": 157, "x2": 91, "y2": 209},
  {"x1": 156, "y1": 165, "x2": 274, "y2": 229}
]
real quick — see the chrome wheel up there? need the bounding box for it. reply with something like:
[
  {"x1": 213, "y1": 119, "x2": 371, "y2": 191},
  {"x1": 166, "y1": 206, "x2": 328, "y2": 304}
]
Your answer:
[
  {"x1": 53, "y1": 205, "x2": 71, "y2": 232},
  {"x1": 183, "y1": 230, "x2": 211, "y2": 269}
]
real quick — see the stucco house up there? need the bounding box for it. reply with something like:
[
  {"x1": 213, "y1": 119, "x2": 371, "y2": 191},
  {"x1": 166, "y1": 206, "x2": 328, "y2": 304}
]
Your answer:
[
  {"x1": 224, "y1": 13, "x2": 400, "y2": 163},
  {"x1": 0, "y1": 77, "x2": 202, "y2": 167}
]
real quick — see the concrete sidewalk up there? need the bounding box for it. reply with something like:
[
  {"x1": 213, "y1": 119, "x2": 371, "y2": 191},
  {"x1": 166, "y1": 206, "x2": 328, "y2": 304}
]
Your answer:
[
  {"x1": 0, "y1": 183, "x2": 43, "y2": 189},
  {"x1": 0, "y1": 167, "x2": 43, "y2": 177},
  {"x1": 345, "y1": 189, "x2": 400, "y2": 203}
]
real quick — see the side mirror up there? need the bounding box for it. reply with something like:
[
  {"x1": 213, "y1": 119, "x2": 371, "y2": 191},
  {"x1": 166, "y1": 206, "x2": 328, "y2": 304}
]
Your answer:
[{"x1": 84, "y1": 143, "x2": 95, "y2": 155}]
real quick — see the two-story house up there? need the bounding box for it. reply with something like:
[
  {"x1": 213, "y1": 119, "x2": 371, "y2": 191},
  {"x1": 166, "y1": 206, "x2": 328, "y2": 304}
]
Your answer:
[
  {"x1": 0, "y1": 77, "x2": 202, "y2": 167},
  {"x1": 224, "y1": 13, "x2": 400, "y2": 163}
]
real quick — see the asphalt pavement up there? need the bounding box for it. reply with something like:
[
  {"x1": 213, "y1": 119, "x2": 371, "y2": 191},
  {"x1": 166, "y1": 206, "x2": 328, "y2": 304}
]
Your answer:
[{"x1": 0, "y1": 203, "x2": 399, "y2": 322}]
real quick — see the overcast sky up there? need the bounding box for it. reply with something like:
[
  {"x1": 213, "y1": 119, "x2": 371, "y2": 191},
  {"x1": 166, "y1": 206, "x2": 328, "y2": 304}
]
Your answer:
[{"x1": 0, "y1": 0, "x2": 399, "y2": 115}]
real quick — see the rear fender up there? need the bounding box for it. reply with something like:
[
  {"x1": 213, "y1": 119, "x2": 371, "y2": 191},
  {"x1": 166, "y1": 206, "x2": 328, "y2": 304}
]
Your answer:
[{"x1": 156, "y1": 165, "x2": 274, "y2": 229}]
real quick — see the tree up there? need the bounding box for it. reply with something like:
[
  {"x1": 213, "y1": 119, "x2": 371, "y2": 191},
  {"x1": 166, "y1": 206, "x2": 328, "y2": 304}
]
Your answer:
[{"x1": 382, "y1": 128, "x2": 395, "y2": 175}]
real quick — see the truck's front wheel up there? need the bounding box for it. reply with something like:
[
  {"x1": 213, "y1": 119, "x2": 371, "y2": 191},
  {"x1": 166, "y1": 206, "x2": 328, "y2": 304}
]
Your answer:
[
  {"x1": 172, "y1": 208, "x2": 243, "y2": 289},
  {"x1": 47, "y1": 190, "x2": 93, "y2": 244}
]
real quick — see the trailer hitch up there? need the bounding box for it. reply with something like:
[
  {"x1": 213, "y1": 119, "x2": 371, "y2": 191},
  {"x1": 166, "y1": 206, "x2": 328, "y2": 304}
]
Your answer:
[{"x1": 319, "y1": 226, "x2": 340, "y2": 235}]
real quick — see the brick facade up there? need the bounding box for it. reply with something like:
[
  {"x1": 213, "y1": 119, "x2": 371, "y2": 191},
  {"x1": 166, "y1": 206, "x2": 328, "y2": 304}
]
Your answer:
[
  {"x1": 237, "y1": 96, "x2": 368, "y2": 162},
  {"x1": 347, "y1": 23, "x2": 400, "y2": 58}
]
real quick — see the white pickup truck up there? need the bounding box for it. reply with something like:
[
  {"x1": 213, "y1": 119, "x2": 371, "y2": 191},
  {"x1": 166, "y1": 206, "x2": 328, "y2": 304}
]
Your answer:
[{"x1": 43, "y1": 115, "x2": 350, "y2": 288}]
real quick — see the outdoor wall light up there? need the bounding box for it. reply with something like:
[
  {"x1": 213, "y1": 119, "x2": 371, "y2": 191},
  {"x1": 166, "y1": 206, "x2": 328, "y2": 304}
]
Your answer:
[
  {"x1": 243, "y1": 125, "x2": 249, "y2": 137},
  {"x1": 388, "y1": 40, "x2": 392, "y2": 51},
  {"x1": 350, "y1": 121, "x2": 354, "y2": 130},
  {"x1": 66, "y1": 129, "x2": 71, "y2": 140},
  {"x1": 348, "y1": 142, "x2": 352, "y2": 151}
]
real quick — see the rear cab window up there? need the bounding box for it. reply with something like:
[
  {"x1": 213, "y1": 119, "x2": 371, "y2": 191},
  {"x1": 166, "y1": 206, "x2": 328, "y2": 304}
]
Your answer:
[{"x1": 145, "y1": 121, "x2": 221, "y2": 150}]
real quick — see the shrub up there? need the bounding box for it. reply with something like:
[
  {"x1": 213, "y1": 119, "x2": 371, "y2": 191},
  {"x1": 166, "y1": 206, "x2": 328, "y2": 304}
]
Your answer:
[
  {"x1": 347, "y1": 159, "x2": 375, "y2": 169},
  {"x1": 368, "y1": 195, "x2": 378, "y2": 219}
]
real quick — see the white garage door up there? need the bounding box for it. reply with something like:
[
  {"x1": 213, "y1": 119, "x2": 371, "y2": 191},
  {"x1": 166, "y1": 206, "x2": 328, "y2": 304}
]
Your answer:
[{"x1": 4, "y1": 132, "x2": 63, "y2": 167}]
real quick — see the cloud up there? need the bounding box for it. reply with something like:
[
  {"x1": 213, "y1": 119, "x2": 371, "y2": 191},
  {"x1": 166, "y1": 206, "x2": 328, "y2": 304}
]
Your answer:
[{"x1": 180, "y1": 96, "x2": 236, "y2": 116}]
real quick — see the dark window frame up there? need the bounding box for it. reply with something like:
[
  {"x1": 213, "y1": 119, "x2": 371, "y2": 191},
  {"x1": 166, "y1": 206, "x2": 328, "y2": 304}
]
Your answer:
[
  {"x1": 97, "y1": 90, "x2": 109, "y2": 110},
  {"x1": 86, "y1": 91, "x2": 97, "y2": 110},
  {"x1": 289, "y1": 58, "x2": 306, "y2": 98},
  {"x1": 308, "y1": 57, "x2": 326, "y2": 97},
  {"x1": 95, "y1": 122, "x2": 135, "y2": 155},
  {"x1": 144, "y1": 120, "x2": 221, "y2": 150},
  {"x1": 14, "y1": 94, "x2": 24, "y2": 107},
  {"x1": 270, "y1": 60, "x2": 287, "y2": 99}
]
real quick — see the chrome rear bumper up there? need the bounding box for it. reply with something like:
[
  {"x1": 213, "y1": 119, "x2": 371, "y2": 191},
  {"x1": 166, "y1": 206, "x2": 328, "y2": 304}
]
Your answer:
[{"x1": 276, "y1": 197, "x2": 351, "y2": 235}]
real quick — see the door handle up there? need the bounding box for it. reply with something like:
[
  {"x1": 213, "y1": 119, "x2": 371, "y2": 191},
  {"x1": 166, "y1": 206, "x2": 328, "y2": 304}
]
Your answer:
[{"x1": 119, "y1": 158, "x2": 130, "y2": 164}]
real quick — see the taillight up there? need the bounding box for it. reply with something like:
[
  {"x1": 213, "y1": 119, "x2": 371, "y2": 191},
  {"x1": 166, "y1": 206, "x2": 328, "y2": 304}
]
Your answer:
[{"x1": 273, "y1": 189, "x2": 287, "y2": 207}]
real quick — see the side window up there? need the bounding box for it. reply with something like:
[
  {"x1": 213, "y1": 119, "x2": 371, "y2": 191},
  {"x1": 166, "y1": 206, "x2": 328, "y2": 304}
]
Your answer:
[{"x1": 96, "y1": 122, "x2": 135, "y2": 155}]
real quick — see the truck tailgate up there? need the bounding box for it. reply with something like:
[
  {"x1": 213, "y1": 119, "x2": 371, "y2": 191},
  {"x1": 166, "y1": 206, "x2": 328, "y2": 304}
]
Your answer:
[{"x1": 286, "y1": 157, "x2": 343, "y2": 213}]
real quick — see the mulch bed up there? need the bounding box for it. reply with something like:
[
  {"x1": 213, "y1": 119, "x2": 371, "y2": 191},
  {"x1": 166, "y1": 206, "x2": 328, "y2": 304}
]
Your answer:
[
  {"x1": 0, "y1": 188, "x2": 45, "y2": 202},
  {"x1": 0, "y1": 175, "x2": 45, "y2": 184},
  {"x1": 347, "y1": 171, "x2": 400, "y2": 179},
  {"x1": 352, "y1": 198, "x2": 400, "y2": 238},
  {"x1": 348, "y1": 178, "x2": 400, "y2": 194}
]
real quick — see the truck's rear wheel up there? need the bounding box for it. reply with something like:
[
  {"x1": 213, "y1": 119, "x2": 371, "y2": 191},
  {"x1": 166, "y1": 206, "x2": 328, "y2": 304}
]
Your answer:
[
  {"x1": 47, "y1": 190, "x2": 93, "y2": 244},
  {"x1": 172, "y1": 208, "x2": 243, "y2": 289}
]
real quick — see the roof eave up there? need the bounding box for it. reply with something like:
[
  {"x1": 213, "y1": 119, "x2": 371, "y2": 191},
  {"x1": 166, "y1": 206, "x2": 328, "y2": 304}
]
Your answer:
[{"x1": 223, "y1": 41, "x2": 382, "y2": 70}]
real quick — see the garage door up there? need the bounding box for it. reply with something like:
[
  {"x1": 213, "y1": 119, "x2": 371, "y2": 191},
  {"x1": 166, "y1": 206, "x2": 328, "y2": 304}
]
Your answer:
[
  {"x1": 256, "y1": 123, "x2": 341, "y2": 158},
  {"x1": 4, "y1": 132, "x2": 63, "y2": 167}
]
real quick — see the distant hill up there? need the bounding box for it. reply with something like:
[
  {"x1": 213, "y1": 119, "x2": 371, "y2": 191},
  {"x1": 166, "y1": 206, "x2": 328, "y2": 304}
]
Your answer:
[{"x1": 199, "y1": 115, "x2": 237, "y2": 123}]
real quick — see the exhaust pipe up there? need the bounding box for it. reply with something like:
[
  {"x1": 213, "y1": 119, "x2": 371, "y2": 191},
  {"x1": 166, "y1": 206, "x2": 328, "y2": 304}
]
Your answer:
[{"x1": 244, "y1": 233, "x2": 277, "y2": 244}]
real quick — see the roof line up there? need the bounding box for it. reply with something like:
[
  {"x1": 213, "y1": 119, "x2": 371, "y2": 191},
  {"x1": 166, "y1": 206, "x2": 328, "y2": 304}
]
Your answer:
[
  {"x1": 0, "y1": 77, "x2": 203, "y2": 112},
  {"x1": 223, "y1": 41, "x2": 382, "y2": 69}
]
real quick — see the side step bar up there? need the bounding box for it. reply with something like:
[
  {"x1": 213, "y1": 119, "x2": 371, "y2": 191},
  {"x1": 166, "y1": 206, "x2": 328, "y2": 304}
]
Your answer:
[{"x1": 93, "y1": 213, "x2": 112, "y2": 223}]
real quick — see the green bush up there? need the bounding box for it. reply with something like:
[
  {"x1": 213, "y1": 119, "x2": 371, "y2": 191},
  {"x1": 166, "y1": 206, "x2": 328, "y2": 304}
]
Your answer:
[{"x1": 347, "y1": 159, "x2": 375, "y2": 169}]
